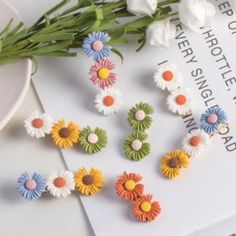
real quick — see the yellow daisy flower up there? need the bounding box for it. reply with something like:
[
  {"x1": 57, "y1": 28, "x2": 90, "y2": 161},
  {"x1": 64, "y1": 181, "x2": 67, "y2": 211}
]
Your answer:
[
  {"x1": 74, "y1": 167, "x2": 104, "y2": 195},
  {"x1": 161, "y1": 150, "x2": 189, "y2": 179},
  {"x1": 51, "y1": 119, "x2": 80, "y2": 148}
]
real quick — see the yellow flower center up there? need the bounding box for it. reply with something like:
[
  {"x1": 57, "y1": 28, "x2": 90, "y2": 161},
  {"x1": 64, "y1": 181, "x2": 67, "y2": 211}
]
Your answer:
[
  {"x1": 124, "y1": 180, "x2": 135, "y2": 191},
  {"x1": 98, "y1": 68, "x2": 110, "y2": 80},
  {"x1": 140, "y1": 201, "x2": 152, "y2": 213}
]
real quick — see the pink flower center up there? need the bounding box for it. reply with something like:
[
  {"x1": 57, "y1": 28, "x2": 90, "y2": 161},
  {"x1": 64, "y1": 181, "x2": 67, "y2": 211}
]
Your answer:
[
  {"x1": 131, "y1": 140, "x2": 143, "y2": 151},
  {"x1": 25, "y1": 179, "x2": 37, "y2": 190},
  {"x1": 32, "y1": 118, "x2": 44, "y2": 128},
  {"x1": 135, "y1": 110, "x2": 146, "y2": 121},
  {"x1": 87, "y1": 133, "x2": 99, "y2": 144},
  {"x1": 92, "y1": 40, "x2": 104, "y2": 51},
  {"x1": 207, "y1": 114, "x2": 218, "y2": 124}
]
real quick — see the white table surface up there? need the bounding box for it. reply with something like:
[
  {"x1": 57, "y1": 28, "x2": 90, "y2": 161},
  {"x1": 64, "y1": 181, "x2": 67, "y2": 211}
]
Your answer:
[{"x1": 0, "y1": 1, "x2": 236, "y2": 235}]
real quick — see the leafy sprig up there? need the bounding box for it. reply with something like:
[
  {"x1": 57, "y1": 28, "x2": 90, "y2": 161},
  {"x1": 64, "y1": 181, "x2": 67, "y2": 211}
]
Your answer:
[{"x1": 0, "y1": 0, "x2": 179, "y2": 65}]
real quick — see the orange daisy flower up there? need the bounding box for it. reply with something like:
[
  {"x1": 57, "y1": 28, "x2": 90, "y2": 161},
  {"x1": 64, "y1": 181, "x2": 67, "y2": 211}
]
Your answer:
[
  {"x1": 115, "y1": 172, "x2": 144, "y2": 201},
  {"x1": 132, "y1": 194, "x2": 161, "y2": 222}
]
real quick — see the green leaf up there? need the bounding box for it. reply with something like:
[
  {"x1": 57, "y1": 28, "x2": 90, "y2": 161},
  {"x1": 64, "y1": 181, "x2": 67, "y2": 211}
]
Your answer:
[
  {"x1": 0, "y1": 40, "x2": 2, "y2": 53},
  {"x1": 31, "y1": 32, "x2": 75, "y2": 42},
  {"x1": 111, "y1": 48, "x2": 123, "y2": 63},
  {"x1": 0, "y1": 18, "x2": 13, "y2": 37}
]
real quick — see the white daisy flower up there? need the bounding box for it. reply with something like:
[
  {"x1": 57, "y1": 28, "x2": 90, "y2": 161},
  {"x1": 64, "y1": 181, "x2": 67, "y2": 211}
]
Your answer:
[
  {"x1": 154, "y1": 63, "x2": 183, "y2": 91},
  {"x1": 46, "y1": 170, "x2": 75, "y2": 198},
  {"x1": 95, "y1": 87, "x2": 122, "y2": 116},
  {"x1": 182, "y1": 129, "x2": 210, "y2": 157},
  {"x1": 167, "y1": 88, "x2": 194, "y2": 116},
  {"x1": 24, "y1": 110, "x2": 53, "y2": 138}
]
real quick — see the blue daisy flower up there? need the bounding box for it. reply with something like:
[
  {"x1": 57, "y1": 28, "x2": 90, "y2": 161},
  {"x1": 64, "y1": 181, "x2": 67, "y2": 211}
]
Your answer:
[
  {"x1": 83, "y1": 31, "x2": 111, "y2": 61},
  {"x1": 17, "y1": 172, "x2": 46, "y2": 200},
  {"x1": 200, "y1": 107, "x2": 227, "y2": 134}
]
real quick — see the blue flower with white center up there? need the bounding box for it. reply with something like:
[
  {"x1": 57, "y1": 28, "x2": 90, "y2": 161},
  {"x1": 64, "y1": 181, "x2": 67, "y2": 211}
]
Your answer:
[
  {"x1": 17, "y1": 172, "x2": 46, "y2": 200},
  {"x1": 200, "y1": 107, "x2": 227, "y2": 134},
  {"x1": 83, "y1": 32, "x2": 111, "y2": 61}
]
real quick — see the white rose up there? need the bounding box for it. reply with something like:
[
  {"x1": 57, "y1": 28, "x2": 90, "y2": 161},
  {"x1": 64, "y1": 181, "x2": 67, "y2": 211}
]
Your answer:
[
  {"x1": 179, "y1": 0, "x2": 216, "y2": 33},
  {"x1": 126, "y1": 0, "x2": 158, "y2": 16},
  {"x1": 146, "y1": 19, "x2": 176, "y2": 48}
]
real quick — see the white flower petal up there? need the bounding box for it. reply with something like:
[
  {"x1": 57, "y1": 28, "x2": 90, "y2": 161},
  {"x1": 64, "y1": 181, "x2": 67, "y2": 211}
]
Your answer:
[
  {"x1": 182, "y1": 129, "x2": 210, "y2": 157},
  {"x1": 167, "y1": 88, "x2": 194, "y2": 116},
  {"x1": 179, "y1": 0, "x2": 216, "y2": 33},
  {"x1": 24, "y1": 111, "x2": 53, "y2": 138},
  {"x1": 154, "y1": 63, "x2": 183, "y2": 91},
  {"x1": 127, "y1": 0, "x2": 158, "y2": 16},
  {"x1": 95, "y1": 87, "x2": 122, "y2": 116},
  {"x1": 146, "y1": 19, "x2": 176, "y2": 48}
]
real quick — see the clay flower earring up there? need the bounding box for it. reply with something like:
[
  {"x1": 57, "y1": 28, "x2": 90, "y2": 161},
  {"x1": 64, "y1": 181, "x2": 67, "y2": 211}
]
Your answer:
[
  {"x1": 200, "y1": 107, "x2": 227, "y2": 135},
  {"x1": 17, "y1": 167, "x2": 105, "y2": 200},
  {"x1": 83, "y1": 31, "x2": 111, "y2": 61},
  {"x1": 167, "y1": 88, "x2": 194, "y2": 116},
  {"x1": 154, "y1": 62, "x2": 195, "y2": 116},
  {"x1": 161, "y1": 150, "x2": 190, "y2": 179},
  {"x1": 115, "y1": 172, "x2": 161, "y2": 222},
  {"x1": 95, "y1": 87, "x2": 122, "y2": 116},
  {"x1": 83, "y1": 31, "x2": 122, "y2": 116},
  {"x1": 160, "y1": 107, "x2": 227, "y2": 179},
  {"x1": 74, "y1": 167, "x2": 104, "y2": 195},
  {"x1": 124, "y1": 103, "x2": 154, "y2": 161},
  {"x1": 127, "y1": 103, "x2": 154, "y2": 131},
  {"x1": 132, "y1": 194, "x2": 161, "y2": 222},
  {"x1": 46, "y1": 170, "x2": 75, "y2": 198},
  {"x1": 79, "y1": 126, "x2": 108, "y2": 154},
  {"x1": 154, "y1": 62, "x2": 183, "y2": 91},
  {"x1": 115, "y1": 172, "x2": 144, "y2": 201},
  {"x1": 24, "y1": 110, "x2": 53, "y2": 138},
  {"x1": 17, "y1": 172, "x2": 46, "y2": 200},
  {"x1": 123, "y1": 131, "x2": 151, "y2": 161},
  {"x1": 51, "y1": 119, "x2": 80, "y2": 148}
]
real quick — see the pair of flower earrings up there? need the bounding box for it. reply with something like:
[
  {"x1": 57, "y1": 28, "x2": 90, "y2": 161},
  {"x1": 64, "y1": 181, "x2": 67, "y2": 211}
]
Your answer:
[
  {"x1": 123, "y1": 103, "x2": 154, "y2": 161},
  {"x1": 17, "y1": 167, "x2": 104, "y2": 200},
  {"x1": 24, "y1": 111, "x2": 108, "y2": 154},
  {"x1": 115, "y1": 172, "x2": 161, "y2": 222},
  {"x1": 83, "y1": 31, "x2": 122, "y2": 116},
  {"x1": 154, "y1": 62, "x2": 228, "y2": 178}
]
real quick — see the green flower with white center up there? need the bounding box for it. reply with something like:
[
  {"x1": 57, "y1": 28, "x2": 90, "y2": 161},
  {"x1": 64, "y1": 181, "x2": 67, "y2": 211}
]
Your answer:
[
  {"x1": 79, "y1": 126, "x2": 108, "y2": 154},
  {"x1": 128, "y1": 103, "x2": 154, "y2": 131},
  {"x1": 124, "y1": 131, "x2": 151, "y2": 161}
]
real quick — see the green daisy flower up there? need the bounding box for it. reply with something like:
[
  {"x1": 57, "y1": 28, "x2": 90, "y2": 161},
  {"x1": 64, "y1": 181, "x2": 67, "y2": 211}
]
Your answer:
[
  {"x1": 127, "y1": 103, "x2": 154, "y2": 131},
  {"x1": 123, "y1": 131, "x2": 151, "y2": 161},
  {"x1": 79, "y1": 126, "x2": 108, "y2": 154}
]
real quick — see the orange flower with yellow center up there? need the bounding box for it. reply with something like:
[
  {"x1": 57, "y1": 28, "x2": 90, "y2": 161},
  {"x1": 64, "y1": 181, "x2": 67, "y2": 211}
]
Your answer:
[
  {"x1": 115, "y1": 172, "x2": 144, "y2": 201},
  {"x1": 132, "y1": 194, "x2": 161, "y2": 222}
]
